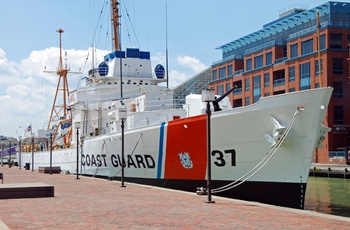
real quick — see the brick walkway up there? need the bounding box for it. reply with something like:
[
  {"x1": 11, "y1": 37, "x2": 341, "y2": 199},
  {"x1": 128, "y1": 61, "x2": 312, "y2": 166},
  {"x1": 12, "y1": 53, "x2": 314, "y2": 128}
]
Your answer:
[{"x1": 0, "y1": 166, "x2": 349, "y2": 229}]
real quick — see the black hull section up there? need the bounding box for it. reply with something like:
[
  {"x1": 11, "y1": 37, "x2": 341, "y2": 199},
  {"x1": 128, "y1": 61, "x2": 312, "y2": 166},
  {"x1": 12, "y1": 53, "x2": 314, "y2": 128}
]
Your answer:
[{"x1": 110, "y1": 176, "x2": 306, "y2": 209}]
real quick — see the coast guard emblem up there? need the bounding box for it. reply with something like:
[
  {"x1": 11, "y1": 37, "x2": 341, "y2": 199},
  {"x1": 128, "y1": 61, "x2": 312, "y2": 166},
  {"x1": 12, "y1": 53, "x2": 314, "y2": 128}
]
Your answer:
[{"x1": 178, "y1": 152, "x2": 193, "y2": 169}]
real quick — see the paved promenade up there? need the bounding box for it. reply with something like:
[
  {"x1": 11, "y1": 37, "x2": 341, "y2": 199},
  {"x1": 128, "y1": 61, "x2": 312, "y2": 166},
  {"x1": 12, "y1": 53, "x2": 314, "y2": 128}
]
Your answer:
[{"x1": 0, "y1": 166, "x2": 349, "y2": 229}]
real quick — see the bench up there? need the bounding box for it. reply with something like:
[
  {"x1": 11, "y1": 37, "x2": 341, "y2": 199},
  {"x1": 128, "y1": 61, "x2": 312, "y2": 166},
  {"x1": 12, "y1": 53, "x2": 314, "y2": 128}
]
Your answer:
[
  {"x1": 0, "y1": 183, "x2": 54, "y2": 199},
  {"x1": 0, "y1": 173, "x2": 3, "y2": 184},
  {"x1": 38, "y1": 166, "x2": 61, "y2": 174}
]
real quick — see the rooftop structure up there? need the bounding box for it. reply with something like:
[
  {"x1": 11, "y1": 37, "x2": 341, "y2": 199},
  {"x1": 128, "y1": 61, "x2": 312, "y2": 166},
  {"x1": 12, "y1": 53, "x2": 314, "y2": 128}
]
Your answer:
[{"x1": 173, "y1": 67, "x2": 211, "y2": 105}]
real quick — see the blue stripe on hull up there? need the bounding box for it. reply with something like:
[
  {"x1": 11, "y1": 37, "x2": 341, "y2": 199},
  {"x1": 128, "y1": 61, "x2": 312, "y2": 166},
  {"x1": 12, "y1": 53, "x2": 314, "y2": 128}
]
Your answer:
[{"x1": 157, "y1": 122, "x2": 166, "y2": 179}]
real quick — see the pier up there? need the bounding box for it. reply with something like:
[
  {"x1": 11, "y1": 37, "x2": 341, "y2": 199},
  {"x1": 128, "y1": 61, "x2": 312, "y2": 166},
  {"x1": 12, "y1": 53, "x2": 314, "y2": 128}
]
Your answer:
[
  {"x1": 0, "y1": 166, "x2": 349, "y2": 229},
  {"x1": 310, "y1": 163, "x2": 350, "y2": 179}
]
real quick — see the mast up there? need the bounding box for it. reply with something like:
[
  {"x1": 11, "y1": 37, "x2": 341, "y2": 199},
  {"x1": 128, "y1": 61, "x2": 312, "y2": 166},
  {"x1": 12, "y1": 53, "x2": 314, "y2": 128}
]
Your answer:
[
  {"x1": 111, "y1": 0, "x2": 121, "y2": 51},
  {"x1": 111, "y1": 0, "x2": 123, "y2": 99},
  {"x1": 45, "y1": 28, "x2": 72, "y2": 130}
]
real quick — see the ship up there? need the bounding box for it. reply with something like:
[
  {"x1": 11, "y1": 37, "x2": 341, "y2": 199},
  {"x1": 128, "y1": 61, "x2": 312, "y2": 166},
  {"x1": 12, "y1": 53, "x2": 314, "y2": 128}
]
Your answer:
[{"x1": 18, "y1": 1, "x2": 332, "y2": 209}]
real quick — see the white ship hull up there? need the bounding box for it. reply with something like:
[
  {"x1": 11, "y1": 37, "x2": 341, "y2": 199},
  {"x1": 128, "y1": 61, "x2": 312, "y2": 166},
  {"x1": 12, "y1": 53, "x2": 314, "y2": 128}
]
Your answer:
[{"x1": 19, "y1": 87, "x2": 332, "y2": 209}]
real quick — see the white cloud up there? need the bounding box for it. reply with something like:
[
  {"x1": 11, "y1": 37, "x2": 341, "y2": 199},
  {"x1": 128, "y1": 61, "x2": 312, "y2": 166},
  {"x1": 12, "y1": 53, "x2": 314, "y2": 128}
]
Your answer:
[
  {"x1": 176, "y1": 55, "x2": 207, "y2": 73},
  {"x1": 7, "y1": 84, "x2": 30, "y2": 98},
  {"x1": 0, "y1": 48, "x2": 207, "y2": 138},
  {"x1": 0, "y1": 47, "x2": 89, "y2": 138},
  {"x1": 151, "y1": 52, "x2": 208, "y2": 88},
  {"x1": 0, "y1": 49, "x2": 21, "y2": 87}
]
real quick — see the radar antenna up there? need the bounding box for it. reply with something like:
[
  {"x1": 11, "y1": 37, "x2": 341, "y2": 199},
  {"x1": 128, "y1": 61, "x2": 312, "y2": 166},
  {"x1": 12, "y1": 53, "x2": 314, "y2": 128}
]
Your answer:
[{"x1": 44, "y1": 29, "x2": 80, "y2": 132}]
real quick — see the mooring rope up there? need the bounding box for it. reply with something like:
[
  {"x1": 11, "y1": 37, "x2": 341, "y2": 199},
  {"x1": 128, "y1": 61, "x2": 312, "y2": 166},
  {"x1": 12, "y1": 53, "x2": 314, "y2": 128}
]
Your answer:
[
  {"x1": 112, "y1": 133, "x2": 143, "y2": 178},
  {"x1": 212, "y1": 106, "x2": 303, "y2": 193},
  {"x1": 92, "y1": 139, "x2": 106, "y2": 177}
]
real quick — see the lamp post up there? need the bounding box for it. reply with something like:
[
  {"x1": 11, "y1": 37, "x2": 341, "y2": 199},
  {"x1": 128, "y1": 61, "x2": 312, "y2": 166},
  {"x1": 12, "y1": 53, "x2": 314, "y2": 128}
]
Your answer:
[
  {"x1": 9, "y1": 140, "x2": 11, "y2": 168},
  {"x1": 19, "y1": 136, "x2": 22, "y2": 169},
  {"x1": 31, "y1": 133, "x2": 35, "y2": 172},
  {"x1": 48, "y1": 129, "x2": 54, "y2": 175},
  {"x1": 80, "y1": 136, "x2": 84, "y2": 178},
  {"x1": 1, "y1": 142, "x2": 3, "y2": 167},
  {"x1": 119, "y1": 108, "x2": 127, "y2": 187},
  {"x1": 75, "y1": 123, "x2": 80, "y2": 180},
  {"x1": 202, "y1": 88, "x2": 216, "y2": 203}
]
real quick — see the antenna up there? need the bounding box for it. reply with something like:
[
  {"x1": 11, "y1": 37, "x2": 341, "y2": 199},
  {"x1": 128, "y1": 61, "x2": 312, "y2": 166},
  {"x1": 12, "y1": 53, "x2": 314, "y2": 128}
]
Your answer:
[
  {"x1": 45, "y1": 28, "x2": 70, "y2": 130},
  {"x1": 166, "y1": 1, "x2": 169, "y2": 88},
  {"x1": 44, "y1": 28, "x2": 80, "y2": 131}
]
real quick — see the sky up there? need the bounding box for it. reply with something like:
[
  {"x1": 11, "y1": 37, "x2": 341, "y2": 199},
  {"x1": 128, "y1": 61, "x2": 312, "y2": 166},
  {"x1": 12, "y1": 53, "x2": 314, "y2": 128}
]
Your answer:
[{"x1": 0, "y1": 0, "x2": 339, "y2": 138}]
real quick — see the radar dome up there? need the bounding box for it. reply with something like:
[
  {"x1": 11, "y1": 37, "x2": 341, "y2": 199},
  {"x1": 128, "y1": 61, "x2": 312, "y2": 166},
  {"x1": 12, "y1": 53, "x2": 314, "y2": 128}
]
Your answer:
[
  {"x1": 98, "y1": 62, "x2": 109, "y2": 76},
  {"x1": 155, "y1": 64, "x2": 165, "y2": 79}
]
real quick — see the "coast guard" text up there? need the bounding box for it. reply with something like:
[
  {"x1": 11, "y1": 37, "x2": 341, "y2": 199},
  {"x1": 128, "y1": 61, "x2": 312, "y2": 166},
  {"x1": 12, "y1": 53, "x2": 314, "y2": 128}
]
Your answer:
[{"x1": 81, "y1": 154, "x2": 155, "y2": 168}]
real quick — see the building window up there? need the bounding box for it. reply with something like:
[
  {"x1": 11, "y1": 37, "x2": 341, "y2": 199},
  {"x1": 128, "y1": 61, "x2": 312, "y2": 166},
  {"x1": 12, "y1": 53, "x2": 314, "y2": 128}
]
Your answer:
[
  {"x1": 333, "y1": 82, "x2": 343, "y2": 98},
  {"x1": 264, "y1": 92, "x2": 270, "y2": 96},
  {"x1": 315, "y1": 59, "x2": 323, "y2": 76},
  {"x1": 315, "y1": 83, "x2": 320, "y2": 88},
  {"x1": 246, "y1": 58, "x2": 252, "y2": 71},
  {"x1": 266, "y1": 52, "x2": 272, "y2": 65},
  {"x1": 289, "y1": 66, "x2": 295, "y2": 82},
  {"x1": 334, "y1": 105, "x2": 344, "y2": 124},
  {"x1": 333, "y1": 58, "x2": 343, "y2": 74},
  {"x1": 245, "y1": 96, "x2": 250, "y2": 105},
  {"x1": 219, "y1": 67, "x2": 226, "y2": 79},
  {"x1": 212, "y1": 70, "x2": 217, "y2": 80},
  {"x1": 217, "y1": 84, "x2": 224, "y2": 95},
  {"x1": 301, "y1": 39, "x2": 313, "y2": 55},
  {"x1": 330, "y1": 33, "x2": 342, "y2": 49},
  {"x1": 320, "y1": 34, "x2": 326, "y2": 50},
  {"x1": 254, "y1": 55, "x2": 263, "y2": 69},
  {"x1": 245, "y1": 78, "x2": 250, "y2": 91},
  {"x1": 253, "y1": 75, "x2": 261, "y2": 103},
  {"x1": 289, "y1": 88, "x2": 296, "y2": 92},
  {"x1": 264, "y1": 73, "x2": 270, "y2": 86},
  {"x1": 300, "y1": 62, "x2": 310, "y2": 90},
  {"x1": 226, "y1": 82, "x2": 231, "y2": 92},
  {"x1": 228, "y1": 65, "x2": 233, "y2": 76},
  {"x1": 291, "y1": 44, "x2": 298, "y2": 58}
]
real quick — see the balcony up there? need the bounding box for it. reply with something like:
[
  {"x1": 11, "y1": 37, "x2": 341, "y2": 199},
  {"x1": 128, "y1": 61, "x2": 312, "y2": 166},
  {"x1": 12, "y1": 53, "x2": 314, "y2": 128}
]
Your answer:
[
  {"x1": 233, "y1": 88, "x2": 242, "y2": 95},
  {"x1": 274, "y1": 57, "x2": 287, "y2": 64},
  {"x1": 273, "y1": 78, "x2": 285, "y2": 87},
  {"x1": 234, "y1": 69, "x2": 244, "y2": 76}
]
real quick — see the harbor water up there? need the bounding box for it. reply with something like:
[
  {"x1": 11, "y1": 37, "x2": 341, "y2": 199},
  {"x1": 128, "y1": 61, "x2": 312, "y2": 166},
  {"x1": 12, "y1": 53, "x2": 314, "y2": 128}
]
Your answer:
[{"x1": 304, "y1": 176, "x2": 350, "y2": 218}]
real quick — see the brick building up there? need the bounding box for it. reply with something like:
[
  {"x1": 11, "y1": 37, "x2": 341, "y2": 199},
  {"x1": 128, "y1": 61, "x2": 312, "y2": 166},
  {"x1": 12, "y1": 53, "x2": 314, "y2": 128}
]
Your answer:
[{"x1": 209, "y1": 2, "x2": 350, "y2": 164}]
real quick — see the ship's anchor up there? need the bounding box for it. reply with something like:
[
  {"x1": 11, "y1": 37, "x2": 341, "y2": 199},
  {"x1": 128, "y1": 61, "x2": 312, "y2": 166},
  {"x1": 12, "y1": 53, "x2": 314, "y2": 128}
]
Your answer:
[
  {"x1": 317, "y1": 124, "x2": 331, "y2": 148},
  {"x1": 264, "y1": 116, "x2": 287, "y2": 147}
]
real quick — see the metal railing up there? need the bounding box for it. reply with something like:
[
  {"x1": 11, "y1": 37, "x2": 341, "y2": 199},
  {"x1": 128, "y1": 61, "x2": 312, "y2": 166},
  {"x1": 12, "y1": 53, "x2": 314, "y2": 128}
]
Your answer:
[
  {"x1": 273, "y1": 78, "x2": 285, "y2": 86},
  {"x1": 233, "y1": 88, "x2": 242, "y2": 94},
  {"x1": 275, "y1": 57, "x2": 287, "y2": 64},
  {"x1": 234, "y1": 69, "x2": 244, "y2": 76},
  {"x1": 329, "y1": 151, "x2": 346, "y2": 159}
]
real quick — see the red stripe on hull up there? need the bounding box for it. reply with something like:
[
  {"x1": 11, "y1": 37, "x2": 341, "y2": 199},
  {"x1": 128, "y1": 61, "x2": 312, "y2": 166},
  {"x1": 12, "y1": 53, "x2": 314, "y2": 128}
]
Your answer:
[{"x1": 164, "y1": 115, "x2": 207, "y2": 180}]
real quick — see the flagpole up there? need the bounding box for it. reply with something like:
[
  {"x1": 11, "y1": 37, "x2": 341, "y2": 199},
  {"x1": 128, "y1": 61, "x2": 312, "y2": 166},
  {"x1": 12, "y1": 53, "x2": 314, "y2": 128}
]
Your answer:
[{"x1": 31, "y1": 123, "x2": 34, "y2": 172}]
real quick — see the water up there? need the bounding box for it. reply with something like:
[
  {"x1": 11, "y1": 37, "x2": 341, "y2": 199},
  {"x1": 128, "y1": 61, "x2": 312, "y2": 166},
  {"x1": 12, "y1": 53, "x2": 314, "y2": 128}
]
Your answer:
[{"x1": 304, "y1": 176, "x2": 350, "y2": 218}]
